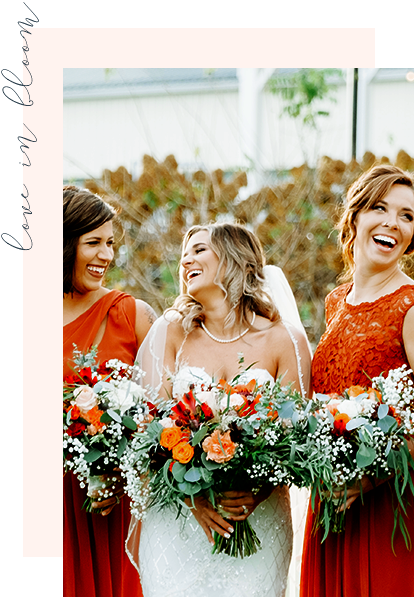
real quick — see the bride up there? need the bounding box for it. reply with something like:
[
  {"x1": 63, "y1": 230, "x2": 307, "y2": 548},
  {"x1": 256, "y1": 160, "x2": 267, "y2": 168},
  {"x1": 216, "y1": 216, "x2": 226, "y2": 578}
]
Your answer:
[{"x1": 127, "y1": 222, "x2": 311, "y2": 597}]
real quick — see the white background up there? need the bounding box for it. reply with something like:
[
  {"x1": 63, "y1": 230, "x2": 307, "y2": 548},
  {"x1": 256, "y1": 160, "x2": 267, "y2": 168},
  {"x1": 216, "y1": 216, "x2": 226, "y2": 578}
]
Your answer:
[{"x1": 1, "y1": 0, "x2": 412, "y2": 595}]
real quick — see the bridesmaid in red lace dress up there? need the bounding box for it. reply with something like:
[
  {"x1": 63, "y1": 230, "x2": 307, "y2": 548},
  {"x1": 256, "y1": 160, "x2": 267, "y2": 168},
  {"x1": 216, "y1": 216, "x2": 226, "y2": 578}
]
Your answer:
[
  {"x1": 63, "y1": 186, "x2": 157, "y2": 597},
  {"x1": 300, "y1": 165, "x2": 414, "y2": 597}
]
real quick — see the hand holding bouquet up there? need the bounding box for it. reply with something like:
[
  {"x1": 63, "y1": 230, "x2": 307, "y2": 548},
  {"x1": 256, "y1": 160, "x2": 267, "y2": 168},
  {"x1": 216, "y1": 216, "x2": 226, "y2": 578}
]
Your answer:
[
  {"x1": 63, "y1": 346, "x2": 150, "y2": 513},
  {"x1": 120, "y1": 367, "x2": 305, "y2": 557},
  {"x1": 300, "y1": 366, "x2": 414, "y2": 547}
]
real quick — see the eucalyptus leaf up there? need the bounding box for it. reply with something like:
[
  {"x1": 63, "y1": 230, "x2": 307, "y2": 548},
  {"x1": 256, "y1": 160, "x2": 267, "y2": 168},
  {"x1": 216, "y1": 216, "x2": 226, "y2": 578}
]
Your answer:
[
  {"x1": 278, "y1": 401, "x2": 294, "y2": 419},
  {"x1": 377, "y1": 415, "x2": 397, "y2": 434},
  {"x1": 385, "y1": 439, "x2": 392, "y2": 457},
  {"x1": 191, "y1": 426, "x2": 209, "y2": 447},
  {"x1": 356, "y1": 444, "x2": 376, "y2": 468},
  {"x1": 107, "y1": 409, "x2": 122, "y2": 423},
  {"x1": 84, "y1": 448, "x2": 103, "y2": 463},
  {"x1": 201, "y1": 451, "x2": 221, "y2": 470},
  {"x1": 172, "y1": 462, "x2": 186, "y2": 483},
  {"x1": 116, "y1": 435, "x2": 128, "y2": 458},
  {"x1": 346, "y1": 417, "x2": 368, "y2": 431},
  {"x1": 377, "y1": 404, "x2": 389, "y2": 419},
  {"x1": 184, "y1": 467, "x2": 202, "y2": 483},
  {"x1": 100, "y1": 411, "x2": 112, "y2": 423},
  {"x1": 308, "y1": 415, "x2": 318, "y2": 434},
  {"x1": 122, "y1": 415, "x2": 137, "y2": 431}
]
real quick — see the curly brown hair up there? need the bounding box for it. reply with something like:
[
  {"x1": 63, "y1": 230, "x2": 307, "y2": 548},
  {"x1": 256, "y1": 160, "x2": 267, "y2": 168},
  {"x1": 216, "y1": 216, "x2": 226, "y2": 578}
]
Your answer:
[{"x1": 337, "y1": 165, "x2": 414, "y2": 280}]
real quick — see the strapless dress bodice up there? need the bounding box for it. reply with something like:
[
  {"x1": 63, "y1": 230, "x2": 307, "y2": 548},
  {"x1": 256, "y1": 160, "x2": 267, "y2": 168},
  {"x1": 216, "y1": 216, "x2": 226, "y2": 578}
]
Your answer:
[{"x1": 172, "y1": 365, "x2": 274, "y2": 399}]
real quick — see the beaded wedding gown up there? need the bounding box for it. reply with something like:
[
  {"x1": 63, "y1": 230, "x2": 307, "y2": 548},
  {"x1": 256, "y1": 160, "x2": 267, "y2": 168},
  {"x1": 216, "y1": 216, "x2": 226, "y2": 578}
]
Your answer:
[{"x1": 126, "y1": 267, "x2": 310, "y2": 597}]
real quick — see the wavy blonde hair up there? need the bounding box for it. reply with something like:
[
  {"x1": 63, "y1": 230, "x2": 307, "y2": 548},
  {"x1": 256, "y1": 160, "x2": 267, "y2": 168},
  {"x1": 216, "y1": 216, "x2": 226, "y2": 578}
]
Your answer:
[
  {"x1": 337, "y1": 165, "x2": 414, "y2": 281},
  {"x1": 169, "y1": 222, "x2": 280, "y2": 333}
]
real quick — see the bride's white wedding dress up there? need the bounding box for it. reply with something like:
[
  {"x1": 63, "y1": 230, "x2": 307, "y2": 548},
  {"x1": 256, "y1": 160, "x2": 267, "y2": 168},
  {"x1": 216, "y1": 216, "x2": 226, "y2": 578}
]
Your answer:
[
  {"x1": 137, "y1": 366, "x2": 294, "y2": 597},
  {"x1": 127, "y1": 266, "x2": 310, "y2": 597}
]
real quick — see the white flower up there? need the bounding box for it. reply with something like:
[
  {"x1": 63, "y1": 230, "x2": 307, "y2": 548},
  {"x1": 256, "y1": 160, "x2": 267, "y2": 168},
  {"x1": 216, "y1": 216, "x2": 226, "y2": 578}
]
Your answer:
[
  {"x1": 106, "y1": 379, "x2": 145, "y2": 415},
  {"x1": 159, "y1": 417, "x2": 175, "y2": 428},
  {"x1": 74, "y1": 385, "x2": 98, "y2": 413},
  {"x1": 198, "y1": 390, "x2": 220, "y2": 417},
  {"x1": 337, "y1": 400, "x2": 361, "y2": 419},
  {"x1": 220, "y1": 392, "x2": 245, "y2": 411},
  {"x1": 359, "y1": 398, "x2": 376, "y2": 414}
]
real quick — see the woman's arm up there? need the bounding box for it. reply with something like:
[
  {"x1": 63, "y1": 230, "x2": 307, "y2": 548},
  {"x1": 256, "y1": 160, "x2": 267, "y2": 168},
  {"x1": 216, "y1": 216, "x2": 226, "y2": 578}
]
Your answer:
[
  {"x1": 276, "y1": 324, "x2": 312, "y2": 398},
  {"x1": 403, "y1": 305, "x2": 414, "y2": 370},
  {"x1": 135, "y1": 299, "x2": 157, "y2": 346}
]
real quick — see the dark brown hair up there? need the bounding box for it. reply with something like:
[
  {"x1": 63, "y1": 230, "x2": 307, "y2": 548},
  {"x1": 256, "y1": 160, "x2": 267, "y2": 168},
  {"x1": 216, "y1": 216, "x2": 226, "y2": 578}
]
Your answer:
[
  {"x1": 63, "y1": 185, "x2": 118, "y2": 295},
  {"x1": 337, "y1": 165, "x2": 414, "y2": 279}
]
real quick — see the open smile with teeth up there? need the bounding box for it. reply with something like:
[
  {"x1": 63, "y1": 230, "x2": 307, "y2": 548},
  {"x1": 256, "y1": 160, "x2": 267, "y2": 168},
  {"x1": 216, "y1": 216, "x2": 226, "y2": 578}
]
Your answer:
[
  {"x1": 373, "y1": 235, "x2": 397, "y2": 249},
  {"x1": 87, "y1": 265, "x2": 106, "y2": 275},
  {"x1": 187, "y1": 270, "x2": 202, "y2": 282}
]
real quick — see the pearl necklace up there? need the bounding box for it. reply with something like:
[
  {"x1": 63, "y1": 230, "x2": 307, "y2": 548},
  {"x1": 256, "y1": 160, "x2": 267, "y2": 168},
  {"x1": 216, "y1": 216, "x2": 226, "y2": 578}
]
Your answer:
[{"x1": 200, "y1": 313, "x2": 256, "y2": 344}]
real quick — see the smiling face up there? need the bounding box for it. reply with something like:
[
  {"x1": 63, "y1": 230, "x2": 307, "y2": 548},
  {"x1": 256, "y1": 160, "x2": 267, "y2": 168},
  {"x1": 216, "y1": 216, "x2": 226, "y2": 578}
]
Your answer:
[
  {"x1": 180, "y1": 230, "x2": 222, "y2": 299},
  {"x1": 72, "y1": 220, "x2": 114, "y2": 294},
  {"x1": 353, "y1": 184, "x2": 414, "y2": 270}
]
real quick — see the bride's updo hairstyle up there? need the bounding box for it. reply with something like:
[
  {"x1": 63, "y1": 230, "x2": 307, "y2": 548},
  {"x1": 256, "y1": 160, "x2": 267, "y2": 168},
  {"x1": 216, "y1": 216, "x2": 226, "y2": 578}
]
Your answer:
[
  {"x1": 338, "y1": 164, "x2": 414, "y2": 280},
  {"x1": 63, "y1": 185, "x2": 118, "y2": 295},
  {"x1": 171, "y1": 222, "x2": 280, "y2": 333}
]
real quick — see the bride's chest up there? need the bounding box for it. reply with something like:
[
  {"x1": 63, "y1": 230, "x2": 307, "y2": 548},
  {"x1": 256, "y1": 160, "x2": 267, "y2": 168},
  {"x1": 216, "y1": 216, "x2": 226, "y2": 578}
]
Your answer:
[{"x1": 177, "y1": 334, "x2": 277, "y2": 381}]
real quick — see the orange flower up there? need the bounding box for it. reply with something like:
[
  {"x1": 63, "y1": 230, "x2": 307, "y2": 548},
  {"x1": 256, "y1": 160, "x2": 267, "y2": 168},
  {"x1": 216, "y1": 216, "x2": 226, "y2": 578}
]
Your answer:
[
  {"x1": 83, "y1": 406, "x2": 106, "y2": 431},
  {"x1": 366, "y1": 387, "x2": 382, "y2": 402},
  {"x1": 333, "y1": 412, "x2": 351, "y2": 434},
  {"x1": 172, "y1": 441, "x2": 194, "y2": 464},
  {"x1": 202, "y1": 429, "x2": 238, "y2": 463},
  {"x1": 218, "y1": 378, "x2": 256, "y2": 396},
  {"x1": 160, "y1": 426, "x2": 183, "y2": 450},
  {"x1": 347, "y1": 386, "x2": 366, "y2": 398}
]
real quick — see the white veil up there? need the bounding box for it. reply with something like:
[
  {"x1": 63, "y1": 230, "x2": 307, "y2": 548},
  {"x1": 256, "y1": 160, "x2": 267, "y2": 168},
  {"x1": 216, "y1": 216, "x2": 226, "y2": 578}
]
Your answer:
[{"x1": 264, "y1": 265, "x2": 311, "y2": 597}]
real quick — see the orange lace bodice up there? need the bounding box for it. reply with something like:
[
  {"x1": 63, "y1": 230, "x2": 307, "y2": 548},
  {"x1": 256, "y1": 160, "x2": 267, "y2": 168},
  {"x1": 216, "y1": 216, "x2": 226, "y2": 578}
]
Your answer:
[{"x1": 312, "y1": 283, "x2": 414, "y2": 394}]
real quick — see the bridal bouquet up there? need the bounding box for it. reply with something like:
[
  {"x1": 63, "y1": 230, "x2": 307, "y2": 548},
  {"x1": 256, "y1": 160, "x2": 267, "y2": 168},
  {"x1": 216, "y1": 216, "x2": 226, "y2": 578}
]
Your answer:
[
  {"x1": 63, "y1": 346, "x2": 149, "y2": 512},
  {"x1": 301, "y1": 366, "x2": 414, "y2": 547},
  {"x1": 120, "y1": 366, "x2": 307, "y2": 558}
]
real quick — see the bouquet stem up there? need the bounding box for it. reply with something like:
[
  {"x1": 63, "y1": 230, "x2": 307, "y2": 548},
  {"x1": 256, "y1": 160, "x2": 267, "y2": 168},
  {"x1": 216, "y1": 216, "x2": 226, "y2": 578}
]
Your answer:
[{"x1": 212, "y1": 519, "x2": 261, "y2": 558}]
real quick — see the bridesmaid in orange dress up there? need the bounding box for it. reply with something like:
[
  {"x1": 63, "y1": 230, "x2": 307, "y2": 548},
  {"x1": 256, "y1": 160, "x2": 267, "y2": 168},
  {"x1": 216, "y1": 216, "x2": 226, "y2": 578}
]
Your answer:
[
  {"x1": 63, "y1": 186, "x2": 157, "y2": 597},
  {"x1": 300, "y1": 165, "x2": 414, "y2": 597}
]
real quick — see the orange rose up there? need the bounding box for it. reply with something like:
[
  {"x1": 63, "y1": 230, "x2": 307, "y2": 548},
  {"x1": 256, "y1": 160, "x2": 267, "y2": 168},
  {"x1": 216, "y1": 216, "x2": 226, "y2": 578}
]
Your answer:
[
  {"x1": 160, "y1": 426, "x2": 183, "y2": 450},
  {"x1": 202, "y1": 429, "x2": 237, "y2": 463},
  {"x1": 333, "y1": 412, "x2": 351, "y2": 434},
  {"x1": 347, "y1": 386, "x2": 366, "y2": 398},
  {"x1": 172, "y1": 441, "x2": 194, "y2": 464}
]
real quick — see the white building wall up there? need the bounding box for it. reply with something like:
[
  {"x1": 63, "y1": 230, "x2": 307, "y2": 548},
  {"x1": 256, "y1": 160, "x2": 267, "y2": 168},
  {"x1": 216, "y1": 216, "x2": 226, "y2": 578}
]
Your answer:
[
  {"x1": 367, "y1": 80, "x2": 414, "y2": 160},
  {"x1": 63, "y1": 79, "x2": 414, "y2": 182},
  {"x1": 64, "y1": 91, "x2": 241, "y2": 180}
]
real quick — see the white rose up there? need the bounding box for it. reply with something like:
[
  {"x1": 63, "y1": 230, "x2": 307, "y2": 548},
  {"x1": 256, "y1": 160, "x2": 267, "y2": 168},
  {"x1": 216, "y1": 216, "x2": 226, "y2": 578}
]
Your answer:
[
  {"x1": 198, "y1": 390, "x2": 219, "y2": 417},
  {"x1": 159, "y1": 417, "x2": 175, "y2": 428},
  {"x1": 220, "y1": 392, "x2": 245, "y2": 411},
  {"x1": 74, "y1": 385, "x2": 98, "y2": 413},
  {"x1": 337, "y1": 400, "x2": 361, "y2": 419},
  {"x1": 107, "y1": 379, "x2": 143, "y2": 415}
]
